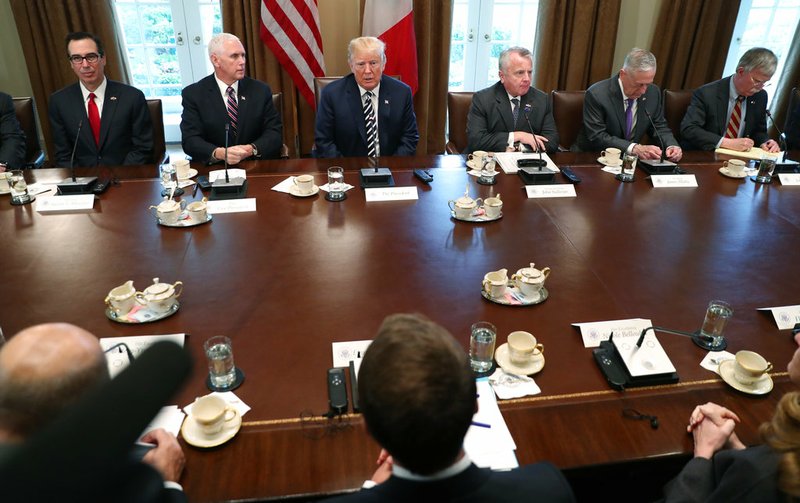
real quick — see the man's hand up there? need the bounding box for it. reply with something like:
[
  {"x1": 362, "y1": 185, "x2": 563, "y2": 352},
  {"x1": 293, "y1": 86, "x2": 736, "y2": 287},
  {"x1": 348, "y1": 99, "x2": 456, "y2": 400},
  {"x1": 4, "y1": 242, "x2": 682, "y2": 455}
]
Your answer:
[
  {"x1": 513, "y1": 131, "x2": 549, "y2": 152},
  {"x1": 665, "y1": 145, "x2": 683, "y2": 162},
  {"x1": 632, "y1": 144, "x2": 662, "y2": 160},
  {"x1": 370, "y1": 449, "x2": 393, "y2": 484},
  {"x1": 214, "y1": 144, "x2": 254, "y2": 165},
  {"x1": 721, "y1": 137, "x2": 754, "y2": 151},
  {"x1": 141, "y1": 428, "x2": 185, "y2": 483},
  {"x1": 761, "y1": 139, "x2": 780, "y2": 153}
]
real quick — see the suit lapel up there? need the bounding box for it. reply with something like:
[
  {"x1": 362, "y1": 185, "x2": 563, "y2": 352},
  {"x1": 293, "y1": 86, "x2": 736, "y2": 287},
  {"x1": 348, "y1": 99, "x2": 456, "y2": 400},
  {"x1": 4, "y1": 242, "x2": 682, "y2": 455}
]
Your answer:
[
  {"x1": 715, "y1": 78, "x2": 730, "y2": 135},
  {"x1": 494, "y1": 84, "x2": 515, "y2": 132},
  {"x1": 235, "y1": 78, "x2": 248, "y2": 140},
  {"x1": 608, "y1": 78, "x2": 626, "y2": 137},
  {"x1": 69, "y1": 85, "x2": 95, "y2": 152},
  {"x1": 347, "y1": 77, "x2": 367, "y2": 144},
  {"x1": 205, "y1": 76, "x2": 228, "y2": 134},
  {"x1": 98, "y1": 82, "x2": 118, "y2": 150}
]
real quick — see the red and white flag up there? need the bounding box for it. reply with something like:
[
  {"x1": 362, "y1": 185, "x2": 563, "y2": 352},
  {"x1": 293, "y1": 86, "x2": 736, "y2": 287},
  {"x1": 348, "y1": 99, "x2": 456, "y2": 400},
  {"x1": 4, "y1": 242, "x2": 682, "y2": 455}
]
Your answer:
[
  {"x1": 260, "y1": 0, "x2": 325, "y2": 108},
  {"x1": 362, "y1": 0, "x2": 418, "y2": 95}
]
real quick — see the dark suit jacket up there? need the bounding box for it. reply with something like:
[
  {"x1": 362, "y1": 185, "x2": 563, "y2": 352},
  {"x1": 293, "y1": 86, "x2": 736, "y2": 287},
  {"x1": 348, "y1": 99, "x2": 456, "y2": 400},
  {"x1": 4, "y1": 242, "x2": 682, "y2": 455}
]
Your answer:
[
  {"x1": 662, "y1": 445, "x2": 783, "y2": 503},
  {"x1": 680, "y1": 77, "x2": 770, "y2": 151},
  {"x1": 49, "y1": 80, "x2": 153, "y2": 167},
  {"x1": 787, "y1": 93, "x2": 800, "y2": 151},
  {"x1": 314, "y1": 74, "x2": 418, "y2": 158},
  {"x1": 181, "y1": 75, "x2": 283, "y2": 163},
  {"x1": 574, "y1": 74, "x2": 677, "y2": 153},
  {"x1": 0, "y1": 92, "x2": 25, "y2": 168},
  {"x1": 466, "y1": 81, "x2": 559, "y2": 154},
  {"x1": 325, "y1": 462, "x2": 575, "y2": 502}
]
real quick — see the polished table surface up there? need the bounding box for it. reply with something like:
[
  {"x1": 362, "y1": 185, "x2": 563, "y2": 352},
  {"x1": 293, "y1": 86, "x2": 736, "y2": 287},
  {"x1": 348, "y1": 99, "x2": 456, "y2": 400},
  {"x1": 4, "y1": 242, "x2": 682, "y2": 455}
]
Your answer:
[{"x1": 2, "y1": 152, "x2": 799, "y2": 501}]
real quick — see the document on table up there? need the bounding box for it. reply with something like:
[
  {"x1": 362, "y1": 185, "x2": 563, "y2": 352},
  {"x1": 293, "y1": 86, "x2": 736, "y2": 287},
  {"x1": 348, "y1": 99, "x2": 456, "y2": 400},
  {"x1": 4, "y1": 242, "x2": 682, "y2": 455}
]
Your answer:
[
  {"x1": 714, "y1": 147, "x2": 782, "y2": 161},
  {"x1": 100, "y1": 333, "x2": 185, "y2": 377},
  {"x1": 464, "y1": 379, "x2": 518, "y2": 470},
  {"x1": 612, "y1": 329, "x2": 676, "y2": 377},
  {"x1": 572, "y1": 318, "x2": 652, "y2": 348},
  {"x1": 495, "y1": 151, "x2": 560, "y2": 174}
]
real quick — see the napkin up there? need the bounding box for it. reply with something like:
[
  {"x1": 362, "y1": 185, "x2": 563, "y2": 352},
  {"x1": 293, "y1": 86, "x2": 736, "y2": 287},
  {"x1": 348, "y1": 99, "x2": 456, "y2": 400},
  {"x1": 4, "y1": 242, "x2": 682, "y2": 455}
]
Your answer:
[
  {"x1": 700, "y1": 350, "x2": 735, "y2": 375},
  {"x1": 487, "y1": 368, "x2": 541, "y2": 399},
  {"x1": 319, "y1": 182, "x2": 355, "y2": 193}
]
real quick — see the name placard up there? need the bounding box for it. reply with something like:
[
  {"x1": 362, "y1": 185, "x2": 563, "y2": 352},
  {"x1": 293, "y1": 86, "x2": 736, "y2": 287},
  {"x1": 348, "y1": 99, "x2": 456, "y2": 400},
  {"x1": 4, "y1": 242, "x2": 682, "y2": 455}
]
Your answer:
[
  {"x1": 36, "y1": 194, "x2": 95, "y2": 212},
  {"x1": 651, "y1": 174, "x2": 698, "y2": 188},
  {"x1": 365, "y1": 186, "x2": 418, "y2": 202},
  {"x1": 778, "y1": 173, "x2": 800, "y2": 186},
  {"x1": 525, "y1": 184, "x2": 576, "y2": 198},
  {"x1": 207, "y1": 198, "x2": 257, "y2": 214},
  {"x1": 758, "y1": 305, "x2": 800, "y2": 330},
  {"x1": 572, "y1": 318, "x2": 653, "y2": 348}
]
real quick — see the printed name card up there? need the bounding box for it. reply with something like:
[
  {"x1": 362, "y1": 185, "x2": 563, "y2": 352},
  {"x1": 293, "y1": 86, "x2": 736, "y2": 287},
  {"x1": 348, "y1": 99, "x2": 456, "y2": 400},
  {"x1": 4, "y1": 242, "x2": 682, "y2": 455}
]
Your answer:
[
  {"x1": 778, "y1": 173, "x2": 800, "y2": 185},
  {"x1": 524, "y1": 184, "x2": 576, "y2": 198},
  {"x1": 36, "y1": 194, "x2": 95, "y2": 212},
  {"x1": 758, "y1": 305, "x2": 800, "y2": 330},
  {"x1": 572, "y1": 318, "x2": 653, "y2": 348},
  {"x1": 207, "y1": 198, "x2": 257, "y2": 214},
  {"x1": 650, "y1": 174, "x2": 698, "y2": 188},
  {"x1": 365, "y1": 186, "x2": 419, "y2": 202}
]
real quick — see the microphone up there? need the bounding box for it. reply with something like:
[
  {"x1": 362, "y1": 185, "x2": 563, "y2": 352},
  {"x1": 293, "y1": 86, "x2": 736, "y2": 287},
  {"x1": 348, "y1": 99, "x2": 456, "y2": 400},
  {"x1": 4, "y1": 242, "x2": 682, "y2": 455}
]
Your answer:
[
  {"x1": 210, "y1": 121, "x2": 247, "y2": 199},
  {"x1": 224, "y1": 122, "x2": 230, "y2": 183},
  {"x1": 521, "y1": 103, "x2": 547, "y2": 169},
  {"x1": 765, "y1": 110, "x2": 797, "y2": 171},
  {"x1": 56, "y1": 119, "x2": 98, "y2": 195},
  {"x1": 636, "y1": 325, "x2": 720, "y2": 351},
  {"x1": 638, "y1": 96, "x2": 679, "y2": 174}
]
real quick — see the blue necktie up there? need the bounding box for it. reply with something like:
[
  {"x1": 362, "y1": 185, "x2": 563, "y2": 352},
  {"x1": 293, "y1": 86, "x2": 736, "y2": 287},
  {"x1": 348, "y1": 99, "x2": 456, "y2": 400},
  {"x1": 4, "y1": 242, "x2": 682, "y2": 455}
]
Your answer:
[{"x1": 625, "y1": 98, "x2": 634, "y2": 140}]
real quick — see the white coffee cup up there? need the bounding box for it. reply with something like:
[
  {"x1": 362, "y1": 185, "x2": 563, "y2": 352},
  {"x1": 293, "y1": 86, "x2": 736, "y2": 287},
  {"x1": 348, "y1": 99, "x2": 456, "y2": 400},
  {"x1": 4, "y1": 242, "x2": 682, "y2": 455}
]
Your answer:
[
  {"x1": 187, "y1": 198, "x2": 208, "y2": 224},
  {"x1": 507, "y1": 331, "x2": 544, "y2": 365},
  {"x1": 468, "y1": 150, "x2": 488, "y2": 166},
  {"x1": 601, "y1": 147, "x2": 622, "y2": 163},
  {"x1": 482, "y1": 269, "x2": 508, "y2": 298},
  {"x1": 484, "y1": 196, "x2": 503, "y2": 218},
  {"x1": 173, "y1": 159, "x2": 191, "y2": 179},
  {"x1": 0, "y1": 172, "x2": 11, "y2": 192},
  {"x1": 723, "y1": 159, "x2": 746, "y2": 176},
  {"x1": 733, "y1": 350, "x2": 772, "y2": 385},
  {"x1": 190, "y1": 395, "x2": 237, "y2": 437},
  {"x1": 294, "y1": 174, "x2": 315, "y2": 194}
]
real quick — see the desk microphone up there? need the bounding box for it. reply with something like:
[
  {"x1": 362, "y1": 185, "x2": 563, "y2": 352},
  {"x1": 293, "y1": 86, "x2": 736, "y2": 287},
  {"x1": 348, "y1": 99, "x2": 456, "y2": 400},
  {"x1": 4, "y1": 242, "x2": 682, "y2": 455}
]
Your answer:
[
  {"x1": 210, "y1": 121, "x2": 247, "y2": 199},
  {"x1": 70, "y1": 119, "x2": 83, "y2": 182},
  {"x1": 56, "y1": 119, "x2": 98, "y2": 195},
  {"x1": 522, "y1": 103, "x2": 547, "y2": 169},
  {"x1": 765, "y1": 109, "x2": 798, "y2": 171},
  {"x1": 224, "y1": 122, "x2": 230, "y2": 183},
  {"x1": 639, "y1": 96, "x2": 679, "y2": 173}
]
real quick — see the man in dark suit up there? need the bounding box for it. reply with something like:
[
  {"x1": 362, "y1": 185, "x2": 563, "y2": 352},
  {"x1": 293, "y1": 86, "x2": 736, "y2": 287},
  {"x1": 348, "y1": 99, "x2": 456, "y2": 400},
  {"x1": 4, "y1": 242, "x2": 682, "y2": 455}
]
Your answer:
[
  {"x1": 574, "y1": 48, "x2": 682, "y2": 162},
  {"x1": 0, "y1": 91, "x2": 25, "y2": 170},
  {"x1": 314, "y1": 36, "x2": 418, "y2": 158},
  {"x1": 48, "y1": 32, "x2": 153, "y2": 167},
  {"x1": 181, "y1": 33, "x2": 282, "y2": 164},
  {"x1": 681, "y1": 47, "x2": 780, "y2": 153},
  {"x1": 467, "y1": 46, "x2": 559, "y2": 154},
  {"x1": 326, "y1": 314, "x2": 576, "y2": 503}
]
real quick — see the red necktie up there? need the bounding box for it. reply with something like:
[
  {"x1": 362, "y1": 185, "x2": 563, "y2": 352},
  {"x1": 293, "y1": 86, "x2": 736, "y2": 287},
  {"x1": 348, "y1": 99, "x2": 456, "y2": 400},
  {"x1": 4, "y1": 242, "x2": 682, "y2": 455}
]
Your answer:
[
  {"x1": 724, "y1": 96, "x2": 744, "y2": 139},
  {"x1": 88, "y1": 92, "x2": 101, "y2": 146}
]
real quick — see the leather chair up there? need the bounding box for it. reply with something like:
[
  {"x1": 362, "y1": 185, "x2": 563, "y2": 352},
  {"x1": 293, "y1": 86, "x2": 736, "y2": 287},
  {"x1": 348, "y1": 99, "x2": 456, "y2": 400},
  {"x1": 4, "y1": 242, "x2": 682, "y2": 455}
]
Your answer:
[
  {"x1": 146, "y1": 99, "x2": 167, "y2": 165},
  {"x1": 783, "y1": 87, "x2": 800, "y2": 150},
  {"x1": 314, "y1": 76, "x2": 341, "y2": 110},
  {"x1": 11, "y1": 97, "x2": 45, "y2": 168},
  {"x1": 550, "y1": 90, "x2": 585, "y2": 151},
  {"x1": 271, "y1": 92, "x2": 290, "y2": 159},
  {"x1": 663, "y1": 89, "x2": 693, "y2": 142},
  {"x1": 446, "y1": 92, "x2": 473, "y2": 154}
]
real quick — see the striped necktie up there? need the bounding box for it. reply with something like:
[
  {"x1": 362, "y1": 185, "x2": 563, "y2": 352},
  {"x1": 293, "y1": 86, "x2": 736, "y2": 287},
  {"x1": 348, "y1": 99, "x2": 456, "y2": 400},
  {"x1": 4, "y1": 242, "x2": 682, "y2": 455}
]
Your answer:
[
  {"x1": 511, "y1": 97, "x2": 520, "y2": 124},
  {"x1": 226, "y1": 86, "x2": 238, "y2": 138},
  {"x1": 363, "y1": 91, "x2": 377, "y2": 157},
  {"x1": 725, "y1": 96, "x2": 744, "y2": 139}
]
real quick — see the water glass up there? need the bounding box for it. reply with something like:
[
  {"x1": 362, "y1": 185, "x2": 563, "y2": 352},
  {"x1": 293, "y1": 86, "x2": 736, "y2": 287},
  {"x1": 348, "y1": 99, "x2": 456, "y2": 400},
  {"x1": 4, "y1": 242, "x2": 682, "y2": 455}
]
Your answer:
[
  {"x1": 755, "y1": 157, "x2": 777, "y2": 184},
  {"x1": 700, "y1": 300, "x2": 733, "y2": 349},
  {"x1": 327, "y1": 166, "x2": 345, "y2": 201},
  {"x1": 160, "y1": 163, "x2": 177, "y2": 191},
  {"x1": 478, "y1": 154, "x2": 497, "y2": 184},
  {"x1": 204, "y1": 335, "x2": 237, "y2": 389},
  {"x1": 8, "y1": 170, "x2": 32, "y2": 204},
  {"x1": 617, "y1": 153, "x2": 637, "y2": 182},
  {"x1": 469, "y1": 321, "x2": 497, "y2": 373}
]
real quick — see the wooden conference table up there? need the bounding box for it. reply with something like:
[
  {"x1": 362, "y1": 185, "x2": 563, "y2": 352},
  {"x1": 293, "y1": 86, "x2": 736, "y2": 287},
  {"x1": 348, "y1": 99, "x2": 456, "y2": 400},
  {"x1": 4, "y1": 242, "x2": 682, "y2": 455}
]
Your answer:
[{"x1": 2, "y1": 151, "x2": 799, "y2": 501}]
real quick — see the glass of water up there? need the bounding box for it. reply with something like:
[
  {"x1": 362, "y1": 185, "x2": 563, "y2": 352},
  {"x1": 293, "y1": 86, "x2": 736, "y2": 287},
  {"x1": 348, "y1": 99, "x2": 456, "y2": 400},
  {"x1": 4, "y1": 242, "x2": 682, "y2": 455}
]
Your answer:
[
  {"x1": 160, "y1": 163, "x2": 178, "y2": 196},
  {"x1": 616, "y1": 153, "x2": 637, "y2": 182},
  {"x1": 754, "y1": 157, "x2": 777, "y2": 184},
  {"x1": 469, "y1": 321, "x2": 497, "y2": 373},
  {"x1": 326, "y1": 166, "x2": 346, "y2": 201},
  {"x1": 8, "y1": 170, "x2": 32, "y2": 205},
  {"x1": 700, "y1": 300, "x2": 733, "y2": 350},
  {"x1": 204, "y1": 335, "x2": 237, "y2": 389}
]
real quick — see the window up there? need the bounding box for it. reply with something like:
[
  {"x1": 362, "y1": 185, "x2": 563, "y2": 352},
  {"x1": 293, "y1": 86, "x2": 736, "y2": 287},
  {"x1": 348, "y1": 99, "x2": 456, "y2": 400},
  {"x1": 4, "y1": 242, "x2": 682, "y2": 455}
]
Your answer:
[
  {"x1": 723, "y1": 0, "x2": 800, "y2": 105},
  {"x1": 449, "y1": 0, "x2": 540, "y2": 92},
  {"x1": 114, "y1": 0, "x2": 223, "y2": 142}
]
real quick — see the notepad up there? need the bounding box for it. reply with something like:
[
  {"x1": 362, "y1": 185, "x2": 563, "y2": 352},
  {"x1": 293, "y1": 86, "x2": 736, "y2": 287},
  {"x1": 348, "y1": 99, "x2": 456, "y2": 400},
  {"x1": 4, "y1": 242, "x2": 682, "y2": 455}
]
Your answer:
[{"x1": 612, "y1": 330, "x2": 676, "y2": 377}]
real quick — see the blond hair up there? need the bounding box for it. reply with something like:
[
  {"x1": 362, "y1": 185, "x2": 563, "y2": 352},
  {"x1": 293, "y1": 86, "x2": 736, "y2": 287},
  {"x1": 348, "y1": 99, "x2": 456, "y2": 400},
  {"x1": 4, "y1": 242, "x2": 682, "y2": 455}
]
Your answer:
[{"x1": 761, "y1": 391, "x2": 800, "y2": 498}]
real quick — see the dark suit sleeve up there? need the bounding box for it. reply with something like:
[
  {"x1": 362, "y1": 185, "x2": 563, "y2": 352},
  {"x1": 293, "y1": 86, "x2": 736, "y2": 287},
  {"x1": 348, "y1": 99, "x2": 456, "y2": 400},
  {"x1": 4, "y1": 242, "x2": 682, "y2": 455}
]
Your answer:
[
  {"x1": 466, "y1": 92, "x2": 511, "y2": 153},
  {"x1": 314, "y1": 87, "x2": 343, "y2": 158},
  {"x1": 249, "y1": 83, "x2": 282, "y2": 159},
  {"x1": 0, "y1": 93, "x2": 25, "y2": 167},
  {"x1": 748, "y1": 94, "x2": 769, "y2": 148},
  {"x1": 48, "y1": 93, "x2": 75, "y2": 167},
  {"x1": 539, "y1": 94, "x2": 560, "y2": 154},
  {"x1": 680, "y1": 88, "x2": 723, "y2": 151},
  {"x1": 394, "y1": 85, "x2": 419, "y2": 156},
  {"x1": 647, "y1": 89, "x2": 679, "y2": 148},
  {"x1": 122, "y1": 88, "x2": 153, "y2": 165},
  {"x1": 582, "y1": 87, "x2": 631, "y2": 152},
  {"x1": 180, "y1": 85, "x2": 217, "y2": 163}
]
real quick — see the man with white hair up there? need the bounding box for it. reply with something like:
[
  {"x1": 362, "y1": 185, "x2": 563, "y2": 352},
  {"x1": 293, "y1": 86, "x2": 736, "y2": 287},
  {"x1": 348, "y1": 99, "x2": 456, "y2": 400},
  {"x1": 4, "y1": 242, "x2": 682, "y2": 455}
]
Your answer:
[
  {"x1": 574, "y1": 48, "x2": 682, "y2": 162},
  {"x1": 181, "y1": 32, "x2": 283, "y2": 164}
]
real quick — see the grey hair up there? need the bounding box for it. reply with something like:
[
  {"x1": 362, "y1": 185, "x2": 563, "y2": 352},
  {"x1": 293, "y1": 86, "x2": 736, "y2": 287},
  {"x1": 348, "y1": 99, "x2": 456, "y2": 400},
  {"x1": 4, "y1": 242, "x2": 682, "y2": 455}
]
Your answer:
[
  {"x1": 737, "y1": 47, "x2": 778, "y2": 76},
  {"x1": 347, "y1": 36, "x2": 386, "y2": 64},
  {"x1": 499, "y1": 46, "x2": 533, "y2": 72},
  {"x1": 208, "y1": 33, "x2": 242, "y2": 58},
  {"x1": 623, "y1": 48, "x2": 657, "y2": 73}
]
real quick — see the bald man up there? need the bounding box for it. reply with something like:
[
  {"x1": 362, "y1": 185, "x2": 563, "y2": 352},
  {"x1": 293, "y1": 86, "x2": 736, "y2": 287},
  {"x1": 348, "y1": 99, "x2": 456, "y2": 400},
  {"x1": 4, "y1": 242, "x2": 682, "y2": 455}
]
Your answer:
[{"x1": 0, "y1": 323, "x2": 185, "y2": 492}]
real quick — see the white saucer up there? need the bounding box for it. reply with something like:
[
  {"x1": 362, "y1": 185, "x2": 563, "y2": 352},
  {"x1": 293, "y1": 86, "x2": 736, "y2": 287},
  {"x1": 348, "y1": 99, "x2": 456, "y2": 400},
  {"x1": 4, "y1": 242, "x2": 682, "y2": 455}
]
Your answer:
[
  {"x1": 719, "y1": 167, "x2": 747, "y2": 179},
  {"x1": 288, "y1": 185, "x2": 319, "y2": 197},
  {"x1": 718, "y1": 360, "x2": 773, "y2": 395},
  {"x1": 180, "y1": 409, "x2": 242, "y2": 448},
  {"x1": 0, "y1": 188, "x2": 9, "y2": 195},
  {"x1": 494, "y1": 343, "x2": 545, "y2": 376},
  {"x1": 178, "y1": 168, "x2": 198, "y2": 180},
  {"x1": 597, "y1": 157, "x2": 622, "y2": 167}
]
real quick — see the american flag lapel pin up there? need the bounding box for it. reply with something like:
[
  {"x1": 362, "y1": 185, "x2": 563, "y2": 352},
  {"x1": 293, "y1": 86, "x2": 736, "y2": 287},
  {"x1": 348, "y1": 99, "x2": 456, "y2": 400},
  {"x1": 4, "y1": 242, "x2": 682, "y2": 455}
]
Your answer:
[
  {"x1": 110, "y1": 96, "x2": 117, "y2": 101},
  {"x1": 241, "y1": 95, "x2": 246, "y2": 101}
]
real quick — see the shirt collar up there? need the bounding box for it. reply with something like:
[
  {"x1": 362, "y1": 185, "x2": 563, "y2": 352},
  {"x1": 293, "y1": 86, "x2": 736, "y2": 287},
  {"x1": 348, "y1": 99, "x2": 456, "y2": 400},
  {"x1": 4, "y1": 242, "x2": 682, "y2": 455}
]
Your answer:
[
  {"x1": 215, "y1": 75, "x2": 239, "y2": 96},
  {"x1": 358, "y1": 83, "x2": 381, "y2": 99},
  {"x1": 79, "y1": 77, "x2": 107, "y2": 101},
  {"x1": 392, "y1": 452, "x2": 472, "y2": 481},
  {"x1": 617, "y1": 77, "x2": 635, "y2": 101},
  {"x1": 728, "y1": 76, "x2": 742, "y2": 101}
]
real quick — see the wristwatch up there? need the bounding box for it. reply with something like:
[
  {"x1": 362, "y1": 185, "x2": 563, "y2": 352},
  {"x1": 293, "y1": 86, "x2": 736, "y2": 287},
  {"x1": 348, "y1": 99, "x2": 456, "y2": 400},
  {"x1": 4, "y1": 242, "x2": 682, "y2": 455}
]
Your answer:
[{"x1": 250, "y1": 144, "x2": 259, "y2": 157}]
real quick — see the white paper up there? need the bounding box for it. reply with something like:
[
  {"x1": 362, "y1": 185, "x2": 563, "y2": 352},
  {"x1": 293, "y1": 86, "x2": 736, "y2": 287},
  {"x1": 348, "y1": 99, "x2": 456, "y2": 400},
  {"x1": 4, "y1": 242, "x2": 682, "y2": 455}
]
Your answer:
[
  {"x1": 613, "y1": 329, "x2": 676, "y2": 376},
  {"x1": 525, "y1": 184, "x2": 576, "y2": 198},
  {"x1": 100, "y1": 333, "x2": 185, "y2": 377},
  {"x1": 26, "y1": 183, "x2": 54, "y2": 196},
  {"x1": 778, "y1": 173, "x2": 800, "y2": 185},
  {"x1": 139, "y1": 405, "x2": 186, "y2": 439},
  {"x1": 463, "y1": 379, "x2": 519, "y2": 470},
  {"x1": 601, "y1": 166, "x2": 622, "y2": 175},
  {"x1": 177, "y1": 179, "x2": 195, "y2": 189},
  {"x1": 650, "y1": 174, "x2": 698, "y2": 188},
  {"x1": 699, "y1": 350, "x2": 735, "y2": 375},
  {"x1": 331, "y1": 340, "x2": 372, "y2": 367},
  {"x1": 714, "y1": 147, "x2": 782, "y2": 160},
  {"x1": 319, "y1": 183, "x2": 355, "y2": 193},
  {"x1": 572, "y1": 318, "x2": 652, "y2": 348},
  {"x1": 488, "y1": 368, "x2": 541, "y2": 399},
  {"x1": 209, "y1": 168, "x2": 246, "y2": 182},
  {"x1": 495, "y1": 151, "x2": 560, "y2": 174},
  {"x1": 758, "y1": 305, "x2": 800, "y2": 330},
  {"x1": 36, "y1": 194, "x2": 95, "y2": 212},
  {"x1": 206, "y1": 198, "x2": 257, "y2": 214},
  {"x1": 364, "y1": 186, "x2": 418, "y2": 201}
]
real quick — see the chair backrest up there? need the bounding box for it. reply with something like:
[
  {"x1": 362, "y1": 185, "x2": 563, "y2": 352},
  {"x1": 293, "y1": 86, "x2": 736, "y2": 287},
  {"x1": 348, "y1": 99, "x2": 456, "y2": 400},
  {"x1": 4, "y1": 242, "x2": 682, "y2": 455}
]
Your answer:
[
  {"x1": 314, "y1": 76, "x2": 342, "y2": 110},
  {"x1": 271, "y1": 92, "x2": 290, "y2": 158},
  {"x1": 784, "y1": 86, "x2": 800, "y2": 150},
  {"x1": 551, "y1": 90, "x2": 585, "y2": 151},
  {"x1": 146, "y1": 99, "x2": 167, "y2": 165},
  {"x1": 446, "y1": 92, "x2": 474, "y2": 154},
  {"x1": 11, "y1": 97, "x2": 45, "y2": 168},
  {"x1": 663, "y1": 89, "x2": 693, "y2": 142}
]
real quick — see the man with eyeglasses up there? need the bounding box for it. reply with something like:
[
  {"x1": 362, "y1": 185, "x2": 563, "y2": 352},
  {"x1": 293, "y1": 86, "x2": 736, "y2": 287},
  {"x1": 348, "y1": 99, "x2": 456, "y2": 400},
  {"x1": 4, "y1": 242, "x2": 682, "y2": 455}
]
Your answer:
[
  {"x1": 48, "y1": 32, "x2": 153, "y2": 167},
  {"x1": 681, "y1": 47, "x2": 780, "y2": 153},
  {"x1": 314, "y1": 36, "x2": 418, "y2": 158}
]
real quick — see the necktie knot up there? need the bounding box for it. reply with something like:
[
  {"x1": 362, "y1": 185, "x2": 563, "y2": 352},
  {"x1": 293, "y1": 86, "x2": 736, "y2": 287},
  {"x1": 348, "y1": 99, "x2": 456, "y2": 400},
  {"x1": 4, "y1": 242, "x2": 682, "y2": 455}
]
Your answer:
[
  {"x1": 89, "y1": 92, "x2": 96, "y2": 100},
  {"x1": 736, "y1": 95, "x2": 745, "y2": 103}
]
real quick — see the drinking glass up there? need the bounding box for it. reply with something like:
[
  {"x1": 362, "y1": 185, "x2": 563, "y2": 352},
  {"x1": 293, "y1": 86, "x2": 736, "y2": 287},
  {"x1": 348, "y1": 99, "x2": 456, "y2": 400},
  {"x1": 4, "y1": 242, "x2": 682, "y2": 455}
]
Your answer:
[
  {"x1": 160, "y1": 163, "x2": 178, "y2": 196},
  {"x1": 8, "y1": 170, "x2": 32, "y2": 204},
  {"x1": 326, "y1": 166, "x2": 346, "y2": 201},
  {"x1": 469, "y1": 321, "x2": 497, "y2": 373},
  {"x1": 204, "y1": 335, "x2": 237, "y2": 389},
  {"x1": 700, "y1": 300, "x2": 733, "y2": 349},
  {"x1": 616, "y1": 153, "x2": 637, "y2": 182},
  {"x1": 754, "y1": 157, "x2": 777, "y2": 184}
]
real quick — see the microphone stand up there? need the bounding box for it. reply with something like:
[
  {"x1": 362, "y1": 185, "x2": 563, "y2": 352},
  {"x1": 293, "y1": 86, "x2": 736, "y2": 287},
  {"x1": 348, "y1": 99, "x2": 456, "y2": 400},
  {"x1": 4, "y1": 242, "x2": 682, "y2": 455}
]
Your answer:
[
  {"x1": 57, "y1": 119, "x2": 98, "y2": 195},
  {"x1": 210, "y1": 122, "x2": 247, "y2": 200},
  {"x1": 765, "y1": 109, "x2": 799, "y2": 173},
  {"x1": 637, "y1": 97, "x2": 681, "y2": 175},
  {"x1": 636, "y1": 325, "x2": 724, "y2": 351},
  {"x1": 522, "y1": 104, "x2": 547, "y2": 169}
]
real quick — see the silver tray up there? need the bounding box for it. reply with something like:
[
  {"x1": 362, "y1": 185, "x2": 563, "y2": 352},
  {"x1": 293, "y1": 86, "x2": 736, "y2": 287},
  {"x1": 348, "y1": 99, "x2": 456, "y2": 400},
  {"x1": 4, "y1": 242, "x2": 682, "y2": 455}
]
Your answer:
[
  {"x1": 481, "y1": 284, "x2": 548, "y2": 306},
  {"x1": 105, "y1": 302, "x2": 180, "y2": 324},
  {"x1": 450, "y1": 209, "x2": 502, "y2": 223},
  {"x1": 157, "y1": 213, "x2": 212, "y2": 227}
]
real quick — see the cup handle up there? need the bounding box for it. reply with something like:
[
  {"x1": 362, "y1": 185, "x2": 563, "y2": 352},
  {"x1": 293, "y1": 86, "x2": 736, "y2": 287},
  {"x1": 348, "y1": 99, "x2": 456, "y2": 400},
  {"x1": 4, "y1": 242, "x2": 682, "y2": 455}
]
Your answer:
[
  {"x1": 224, "y1": 408, "x2": 237, "y2": 422},
  {"x1": 104, "y1": 295, "x2": 113, "y2": 307},
  {"x1": 448, "y1": 200, "x2": 456, "y2": 211},
  {"x1": 172, "y1": 281, "x2": 184, "y2": 298},
  {"x1": 534, "y1": 343, "x2": 544, "y2": 355},
  {"x1": 765, "y1": 362, "x2": 773, "y2": 373},
  {"x1": 482, "y1": 279, "x2": 491, "y2": 294},
  {"x1": 134, "y1": 292, "x2": 147, "y2": 305},
  {"x1": 474, "y1": 198, "x2": 484, "y2": 208}
]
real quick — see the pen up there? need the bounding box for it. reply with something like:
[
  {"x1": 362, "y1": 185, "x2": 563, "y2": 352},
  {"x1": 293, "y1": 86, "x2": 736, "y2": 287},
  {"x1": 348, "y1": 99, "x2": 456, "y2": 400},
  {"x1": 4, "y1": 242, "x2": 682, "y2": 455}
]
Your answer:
[{"x1": 471, "y1": 421, "x2": 491, "y2": 429}]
